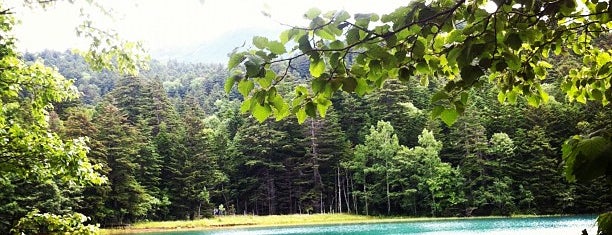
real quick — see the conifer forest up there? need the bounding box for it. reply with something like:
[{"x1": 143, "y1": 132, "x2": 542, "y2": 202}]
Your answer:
[
  {"x1": 2, "y1": 49, "x2": 610, "y2": 231},
  {"x1": 1, "y1": 0, "x2": 612, "y2": 234}
]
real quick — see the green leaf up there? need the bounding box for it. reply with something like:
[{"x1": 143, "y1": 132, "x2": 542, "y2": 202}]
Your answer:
[
  {"x1": 252, "y1": 103, "x2": 272, "y2": 122},
  {"x1": 237, "y1": 80, "x2": 254, "y2": 97},
  {"x1": 597, "y1": 212, "x2": 612, "y2": 235},
  {"x1": 440, "y1": 108, "x2": 459, "y2": 126},
  {"x1": 460, "y1": 92, "x2": 469, "y2": 105},
  {"x1": 257, "y1": 70, "x2": 275, "y2": 88},
  {"x1": 305, "y1": 8, "x2": 321, "y2": 20},
  {"x1": 355, "y1": 77, "x2": 368, "y2": 96},
  {"x1": 267, "y1": 41, "x2": 286, "y2": 54},
  {"x1": 369, "y1": 60, "x2": 382, "y2": 76},
  {"x1": 527, "y1": 95, "x2": 539, "y2": 107},
  {"x1": 315, "y1": 28, "x2": 336, "y2": 40},
  {"x1": 505, "y1": 33, "x2": 522, "y2": 50},
  {"x1": 228, "y1": 52, "x2": 246, "y2": 69},
  {"x1": 310, "y1": 58, "x2": 326, "y2": 77},
  {"x1": 568, "y1": 136, "x2": 612, "y2": 182},
  {"x1": 539, "y1": 89, "x2": 550, "y2": 103},
  {"x1": 460, "y1": 65, "x2": 484, "y2": 85},
  {"x1": 447, "y1": 47, "x2": 462, "y2": 65},
  {"x1": 298, "y1": 35, "x2": 312, "y2": 53},
  {"x1": 279, "y1": 29, "x2": 291, "y2": 44},
  {"x1": 413, "y1": 39, "x2": 426, "y2": 57},
  {"x1": 224, "y1": 76, "x2": 236, "y2": 93},
  {"x1": 346, "y1": 28, "x2": 360, "y2": 45},
  {"x1": 592, "y1": 89, "x2": 603, "y2": 101},
  {"x1": 245, "y1": 59, "x2": 263, "y2": 77},
  {"x1": 312, "y1": 78, "x2": 326, "y2": 93},
  {"x1": 398, "y1": 67, "x2": 412, "y2": 82},
  {"x1": 416, "y1": 62, "x2": 430, "y2": 75},
  {"x1": 270, "y1": 95, "x2": 290, "y2": 120},
  {"x1": 315, "y1": 97, "x2": 332, "y2": 118},
  {"x1": 431, "y1": 91, "x2": 449, "y2": 102},
  {"x1": 504, "y1": 52, "x2": 521, "y2": 70},
  {"x1": 497, "y1": 92, "x2": 506, "y2": 103},
  {"x1": 431, "y1": 105, "x2": 444, "y2": 118},
  {"x1": 305, "y1": 101, "x2": 317, "y2": 117},
  {"x1": 253, "y1": 36, "x2": 269, "y2": 49},
  {"x1": 240, "y1": 98, "x2": 253, "y2": 113},
  {"x1": 342, "y1": 77, "x2": 357, "y2": 92},
  {"x1": 296, "y1": 107, "x2": 307, "y2": 124},
  {"x1": 507, "y1": 90, "x2": 518, "y2": 103}
]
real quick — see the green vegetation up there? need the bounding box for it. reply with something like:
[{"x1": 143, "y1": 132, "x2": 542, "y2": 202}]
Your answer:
[
  {"x1": 1, "y1": 0, "x2": 612, "y2": 234},
  {"x1": 227, "y1": 0, "x2": 612, "y2": 232},
  {"x1": 106, "y1": 214, "x2": 376, "y2": 233},
  {"x1": 8, "y1": 48, "x2": 608, "y2": 234},
  {"x1": 103, "y1": 213, "x2": 553, "y2": 234}
]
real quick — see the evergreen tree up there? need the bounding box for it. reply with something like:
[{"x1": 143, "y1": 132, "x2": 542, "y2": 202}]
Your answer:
[
  {"x1": 93, "y1": 102, "x2": 152, "y2": 224},
  {"x1": 62, "y1": 108, "x2": 112, "y2": 224},
  {"x1": 299, "y1": 109, "x2": 351, "y2": 214}
]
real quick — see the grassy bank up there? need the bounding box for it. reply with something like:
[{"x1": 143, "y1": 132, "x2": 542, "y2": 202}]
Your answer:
[
  {"x1": 101, "y1": 213, "x2": 563, "y2": 234},
  {"x1": 102, "y1": 214, "x2": 388, "y2": 234}
]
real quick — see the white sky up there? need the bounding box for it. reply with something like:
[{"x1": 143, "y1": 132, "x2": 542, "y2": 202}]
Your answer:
[{"x1": 8, "y1": 0, "x2": 407, "y2": 59}]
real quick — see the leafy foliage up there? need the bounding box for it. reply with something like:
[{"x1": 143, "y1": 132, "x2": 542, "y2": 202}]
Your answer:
[
  {"x1": 228, "y1": 0, "x2": 612, "y2": 125},
  {"x1": 227, "y1": 0, "x2": 612, "y2": 230},
  {"x1": 0, "y1": 5, "x2": 104, "y2": 233},
  {"x1": 11, "y1": 210, "x2": 99, "y2": 235}
]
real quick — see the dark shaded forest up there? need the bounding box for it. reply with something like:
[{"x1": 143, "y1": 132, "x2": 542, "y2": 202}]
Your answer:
[{"x1": 2, "y1": 48, "x2": 610, "y2": 230}]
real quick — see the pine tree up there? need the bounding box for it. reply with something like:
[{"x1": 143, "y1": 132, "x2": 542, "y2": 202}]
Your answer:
[
  {"x1": 299, "y1": 109, "x2": 351, "y2": 214},
  {"x1": 93, "y1": 102, "x2": 152, "y2": 224},
  {"x1": 62, "y1": 108, "x2": 111, "y2": 224}
]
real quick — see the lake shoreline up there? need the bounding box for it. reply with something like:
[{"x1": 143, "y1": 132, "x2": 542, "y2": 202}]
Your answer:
[{"x1": 101, "y1": 213, "x2": 587, "y2": 234}]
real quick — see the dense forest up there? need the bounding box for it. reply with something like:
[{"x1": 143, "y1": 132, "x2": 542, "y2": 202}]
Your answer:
[{"x1": 1, "y1": 47, "x2": 609, "y2": 231}]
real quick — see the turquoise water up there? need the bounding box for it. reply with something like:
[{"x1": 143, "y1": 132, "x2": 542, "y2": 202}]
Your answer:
[{"x1": 139, "y1": 215, "x2": 597, "y2": 235}]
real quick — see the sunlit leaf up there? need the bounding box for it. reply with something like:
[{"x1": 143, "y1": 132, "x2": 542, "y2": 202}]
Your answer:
[
  {"x1": 237, "y1": 80, "x2": 254, "y2": 97},
  {"x1": 253, "y1": 103, "x2": 272, "y2": 122},
  {"x1": 253, "y1": 36, "x2": 268, "y2": 49},
  {"x1": 267, "y1": 41, "x2": 286, "y2": 54},
  {"x1": 296, "y1": 107, "x2": 307, "y2": 124},
  {"x1": 440, "y1": 108, "x2": 459, "y2": 126},
  {"x1": 310, "y1": 58, "x2": 326, "y2": 77},
  {"x1": 305, "y1": 8, "x2": 321, "y2": 20},
  {"x1": 224, "y1": 76, "x2": 236, "y2": 93}
]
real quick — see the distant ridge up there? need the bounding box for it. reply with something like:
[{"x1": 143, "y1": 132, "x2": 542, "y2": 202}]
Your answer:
[{"x1": 150, "y1": 28, "x2": 280, "y2": 64}]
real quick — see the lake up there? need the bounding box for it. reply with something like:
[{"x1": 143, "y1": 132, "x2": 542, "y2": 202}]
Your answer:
[{"x1": 138, "y1": 215, "x2": 597, "y2": 235}]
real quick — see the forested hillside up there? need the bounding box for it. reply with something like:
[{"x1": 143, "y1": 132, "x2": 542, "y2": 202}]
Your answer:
[{"x1": 1, "y1": 47, "x2": 607, "y2": 230}]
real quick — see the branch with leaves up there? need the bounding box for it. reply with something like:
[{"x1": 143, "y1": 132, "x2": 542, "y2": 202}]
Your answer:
[
  {"x1": 227, "y1": 0, "x2": 612, "y2": 232},
  {"x1": 228, "y1": 0, "x2": 611, "y2": 125}
]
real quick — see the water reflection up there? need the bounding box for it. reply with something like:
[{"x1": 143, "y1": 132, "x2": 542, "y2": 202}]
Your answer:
[{"x1": 141, "y1": 215, "x2": 597, "y2": 235}]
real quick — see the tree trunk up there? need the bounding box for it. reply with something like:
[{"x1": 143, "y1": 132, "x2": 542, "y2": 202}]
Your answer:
[
  {"x1": 198, "y1": 202, "x2": 201, "y2": 218},
  {"x1": 386, "y1": 160, "x2": 390, "y2": 215},
  {"x1": 364, "y1": 174, "x2": 369, "y2": 216},
  {"x1": 337, "y1": 166, "x2": 342, "y2": 213},
  {"x1": 344, "y1": 170, "x2": 352, "y2": 213},
  {"x1": 351, "y1": 174, "x2": 357, "y2": 214}
]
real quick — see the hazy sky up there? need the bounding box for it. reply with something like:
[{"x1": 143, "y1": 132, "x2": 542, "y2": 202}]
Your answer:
[{"x1": 9, "y1": 0, "x2": 407, "y2": 60}]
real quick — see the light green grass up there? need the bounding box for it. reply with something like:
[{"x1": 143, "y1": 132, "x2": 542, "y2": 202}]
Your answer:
[
  {"x1": 102, "y1": 214, "x2": 378, "y2": 234},
  {"x1": 101, "y1": 213, "x2": 567, "y2": 234}
]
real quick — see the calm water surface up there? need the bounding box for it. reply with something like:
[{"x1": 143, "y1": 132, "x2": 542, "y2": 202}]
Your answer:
[{"x1": 140, "y1": 215, "x2": 597, "y2": 235}]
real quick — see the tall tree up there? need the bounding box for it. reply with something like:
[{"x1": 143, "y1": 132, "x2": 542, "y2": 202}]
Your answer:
[
  {"x1": 61, "y1": 108, "x2": 112, "y2": 224},
  {"x1": 93, "y1": 102, "x2": 152, "y2": 225},
  {"x1": 351, "y1": 121, "x2": 401, "y2": 215},
  {"x1": 300, "y1": 109, "x2": 351, "y2": 214},
  {"x1": 0, "y1": 9, "x2": 102, "y2": 233}
]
